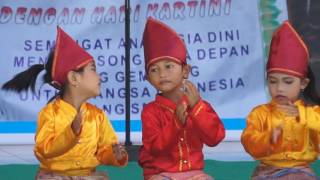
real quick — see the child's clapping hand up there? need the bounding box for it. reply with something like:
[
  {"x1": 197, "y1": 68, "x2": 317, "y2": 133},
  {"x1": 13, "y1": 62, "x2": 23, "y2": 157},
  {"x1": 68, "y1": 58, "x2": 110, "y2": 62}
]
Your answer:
[
  {"x1": 176, "y1": 100, "x2": 188, "y2": 125},
  {"x1": 175, "y1": 80, "x2": 200, "y2": 125},
  {"x1": 182, "y1": 80, "x2": 200, "y2": 108},
  {"x1": 277, "y1": 101, "x2": 299, "y2": 117},
  {"x1": 271, "y1": 124, "x2": 283, "y2": 144},
  {"x1": 112, "y1": 144, "x2": 127, "y2": 161}
]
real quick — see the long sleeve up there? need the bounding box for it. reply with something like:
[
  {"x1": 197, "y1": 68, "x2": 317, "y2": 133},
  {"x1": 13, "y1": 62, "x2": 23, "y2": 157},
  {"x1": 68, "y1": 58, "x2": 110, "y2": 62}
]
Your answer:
[
  {"x1": 96, "y1": 112, "x2": 128, "y2": 166},
  {"x1": 139, "y1": 96, "x2": 224, "y2": 177},
  {"x1": 241, "y1": 102, "x2": 320, "y2": 168},
  {"x1": 188, "y1": 100, "x2": 225, "y2": 146},
  {"x1": 141, "y1": 105, "x2": 180, "y2": 156},
  {"x1": 241, "y1": 106, "x2": 273, "y2": 158},
  {"x1": 298, "y1": 105, "x2": 320, "y2": 132},
  {"x1": 34, "y1": 100, "x2": 128, "y2": 176},
  {"x1": 35, "y1": 108, "x2": 78, "y2": 159}
]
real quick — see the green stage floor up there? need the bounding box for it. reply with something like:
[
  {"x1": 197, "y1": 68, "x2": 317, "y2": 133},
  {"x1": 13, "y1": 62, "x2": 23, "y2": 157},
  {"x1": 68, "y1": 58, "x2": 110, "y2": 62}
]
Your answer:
[{"x1": 0, "y1": 160, "x2": 319, "y2": 180}]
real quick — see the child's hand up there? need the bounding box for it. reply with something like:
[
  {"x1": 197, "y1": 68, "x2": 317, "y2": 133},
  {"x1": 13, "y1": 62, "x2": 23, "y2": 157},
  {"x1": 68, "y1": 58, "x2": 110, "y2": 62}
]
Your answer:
[
  {"x1": 271, "y1": 124, "x2": 283, "y2": 144},
  {"x1": 71, "y1": 110, "x2": 84, "y2": 135},
  {"x1": 176, "y1": 101, "x2": 188, "y2": 125},
  {"x1": 112, "y1": 144, "x2": 127, "y2": 161},
  {"x1": 276, "y1": 101, "x2": 299, "y2": 117},
  {"x1": 182, "y1": 80, "x2": 200, "y2": 108}
]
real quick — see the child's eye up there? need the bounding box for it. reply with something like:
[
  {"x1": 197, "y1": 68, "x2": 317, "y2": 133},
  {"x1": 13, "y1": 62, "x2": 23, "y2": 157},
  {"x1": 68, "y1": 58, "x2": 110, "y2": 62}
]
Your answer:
[
  {"x1": 268, "y1": 80, "x2": 277, "y2": 84},
  {"x1": 284, "y1": 80, "x2": 293, "y2": 84},
  {"x1": 149, "y1": 68, "x2": 157, "y2": 73},
  {"x1": 166, "y1": 64, "x2": 174, "y2": 69}
]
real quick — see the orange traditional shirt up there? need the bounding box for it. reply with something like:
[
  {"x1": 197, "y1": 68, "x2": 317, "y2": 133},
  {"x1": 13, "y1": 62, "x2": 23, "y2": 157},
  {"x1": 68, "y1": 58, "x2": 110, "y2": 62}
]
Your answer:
[
  {"x1": 34, "y1": 98, "x2": 127, "y2": 176},
  {"x1": 241, "y1": 100, "x2": 320, "y2": 168},
  {"x1": 139, "y1": 95, "x2": 225, "y2": 178}
]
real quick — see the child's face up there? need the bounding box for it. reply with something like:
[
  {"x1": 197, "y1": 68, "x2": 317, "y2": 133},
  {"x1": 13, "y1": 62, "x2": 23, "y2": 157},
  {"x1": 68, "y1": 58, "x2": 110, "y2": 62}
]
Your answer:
[
  {"x1": 77, "y1": 61, "x2": 101, "y2": 97},
  {"x1": 147, "y1": 59, "x2": 188, "y2": 93},
  {"x1": 267, "y1": 72, "x2": 309, "y2": 105}
]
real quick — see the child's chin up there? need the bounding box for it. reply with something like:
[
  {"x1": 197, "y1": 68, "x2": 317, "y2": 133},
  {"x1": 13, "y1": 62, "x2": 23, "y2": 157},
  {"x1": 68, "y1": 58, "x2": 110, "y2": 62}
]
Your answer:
[
  {"x1": 159, "y1": 89, "x2": 173, "y2": 93},
  {"x1": 92, "y1": 91, "x2": 101, "y2": 97},
  {"x1": 275, "y1": 99, "x2": 290, "y2": 105}
]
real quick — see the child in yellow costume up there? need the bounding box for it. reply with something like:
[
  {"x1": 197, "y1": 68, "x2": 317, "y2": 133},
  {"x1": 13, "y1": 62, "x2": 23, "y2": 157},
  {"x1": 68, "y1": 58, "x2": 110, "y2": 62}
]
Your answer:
[
  {"x1": 241, "y1": 21, "x2": 320, "y2": 179},
  {"x1": 2, "y1": 27, "x2": 128, "y2": 179}
]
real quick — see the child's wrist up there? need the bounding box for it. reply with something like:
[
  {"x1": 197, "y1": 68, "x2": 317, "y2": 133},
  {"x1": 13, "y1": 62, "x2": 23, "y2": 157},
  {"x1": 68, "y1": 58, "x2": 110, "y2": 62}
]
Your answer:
[{"x1": 189, "y1": 98, "x2": 200, "y2": 109}]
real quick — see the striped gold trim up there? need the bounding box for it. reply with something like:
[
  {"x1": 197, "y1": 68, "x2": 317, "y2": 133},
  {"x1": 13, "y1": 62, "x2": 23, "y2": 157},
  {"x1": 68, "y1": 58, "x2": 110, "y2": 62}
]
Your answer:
[
  {"x1": 284, "y1": 21, "x2": 309, "y2": 58},
  {"x1": 155, "y1": 102, "x2": 174, "y2": 113},
  {"x1": 173, "y1": 116, "x2": 182, "y2": 129},
  {"x1": 267, "y1": 68, "x2": 304, "y2": 78},
  {"x1": 155, "y1": 102, "x2": 181, "y2": 129},
  {"x1": 184, "y1": 130, "x2": 191, "y2": 169},
  {"x1": 178, "y1": 141, "x2": 183, "y2": 171},
  {"x1": 194, "y1": 105, "x2": 204, "y2": 116},
  {"x1": 147, "y1": 56, "x2": 183, "y2": 69},
  {"x1": 51, "y1": 27, "x2": 61, "y2": 83},
  {"x1": 76, "y1": 58, "x2": 93, "y2": 69}
]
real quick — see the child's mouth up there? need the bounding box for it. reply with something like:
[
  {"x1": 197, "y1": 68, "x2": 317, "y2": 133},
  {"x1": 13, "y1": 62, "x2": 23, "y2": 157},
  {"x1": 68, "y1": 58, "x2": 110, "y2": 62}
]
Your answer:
[
  {"x1": 275, "y1": 95, "x2": 289, "y2": 102},
  {"x1": 160, "y1": 80, "x2": 171, "y2": 85}
]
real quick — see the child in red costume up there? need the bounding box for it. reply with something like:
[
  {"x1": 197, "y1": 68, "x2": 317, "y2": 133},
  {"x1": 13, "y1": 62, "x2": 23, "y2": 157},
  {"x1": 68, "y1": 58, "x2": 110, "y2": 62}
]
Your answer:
[{"x1": 138, "y1": 18, "x2": 225, "y2": 180}]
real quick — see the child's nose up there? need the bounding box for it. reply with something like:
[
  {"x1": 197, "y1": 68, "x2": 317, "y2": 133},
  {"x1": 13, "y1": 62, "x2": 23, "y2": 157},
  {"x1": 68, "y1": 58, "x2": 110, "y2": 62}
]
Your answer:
[
  {"x1": 159, "y1": 69, "x2": 167, "y2": 77},
  {"x1": 277, "y1": 84, "x2": 285, "y2": 92}
]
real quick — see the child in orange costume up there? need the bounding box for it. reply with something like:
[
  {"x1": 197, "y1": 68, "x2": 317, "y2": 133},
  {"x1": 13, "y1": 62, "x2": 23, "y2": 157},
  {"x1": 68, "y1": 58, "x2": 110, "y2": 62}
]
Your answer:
[
  {"x1": 241, "y1": 21, "x2": 320, "y2": 180},
  {"x1": 2, "y1": 27, "x2": 128, "y2": 179},
  {"x1": 138, "y1": 18, "x2": 225, "y2": 180}
]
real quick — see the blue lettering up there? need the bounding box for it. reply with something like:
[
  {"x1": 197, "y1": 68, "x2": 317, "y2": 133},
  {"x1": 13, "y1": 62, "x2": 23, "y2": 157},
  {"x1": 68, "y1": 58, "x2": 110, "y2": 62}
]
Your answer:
[
  {"x1": 24, "y1": 40, "x2": 32, "y2": 51},
  {"x1": 14, "y1": 56, "x2": 24, "y2": 67},
  {"x1": 197, "y1": 49, "x2": 206, "y2": 60}
]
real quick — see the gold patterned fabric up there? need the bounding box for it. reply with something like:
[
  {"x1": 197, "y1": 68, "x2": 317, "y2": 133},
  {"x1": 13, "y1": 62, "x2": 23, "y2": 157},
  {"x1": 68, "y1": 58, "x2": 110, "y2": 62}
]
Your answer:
[
  {"x1": 241, "y1": 100, "x2": 320, "y2": 168},
  {"x1": 34, "y1": 98, "x2": 127, "y2": 176}
]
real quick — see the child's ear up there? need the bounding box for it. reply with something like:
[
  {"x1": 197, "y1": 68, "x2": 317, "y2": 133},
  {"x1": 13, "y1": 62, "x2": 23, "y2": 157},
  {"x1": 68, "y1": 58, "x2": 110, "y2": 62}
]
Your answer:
[
  {"x1": 183, "y1": 64, "x2": 191, "y2": 79},
  {"x1": 67, "y1": 71, "x2": 80, "y2": 87},
  {"x1": 301, "y1": 78, "x2": 310, "y2": 90}
]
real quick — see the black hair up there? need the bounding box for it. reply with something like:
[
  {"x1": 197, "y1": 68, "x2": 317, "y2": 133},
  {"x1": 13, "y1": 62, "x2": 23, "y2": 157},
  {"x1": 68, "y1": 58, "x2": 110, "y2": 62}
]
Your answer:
[
  {"x1": 2, "y1": 49, "x2": 87, "y2": 103},
  {"x1": 2, "y1": 50, "x2": 55, "y2": 93},
  {"x1": 302, "y1": 66, "x2": 320, "y2": 105}
]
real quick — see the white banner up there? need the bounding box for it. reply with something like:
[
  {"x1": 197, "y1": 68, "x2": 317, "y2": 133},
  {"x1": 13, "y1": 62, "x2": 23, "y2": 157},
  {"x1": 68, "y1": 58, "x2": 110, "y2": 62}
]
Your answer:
[{"x1": 0, "y1": 0, "x2": 287, "y2": 142}]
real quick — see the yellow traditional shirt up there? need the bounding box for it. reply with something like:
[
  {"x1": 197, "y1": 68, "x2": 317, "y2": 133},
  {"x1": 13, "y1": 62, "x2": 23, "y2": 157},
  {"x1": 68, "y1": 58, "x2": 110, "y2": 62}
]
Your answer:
[
  {"x1": 241, "y1": 100, "x2": 320, "y2": 168},
  {"x1": 34, "y1": 98, "x2": 127, "y2": 176}
]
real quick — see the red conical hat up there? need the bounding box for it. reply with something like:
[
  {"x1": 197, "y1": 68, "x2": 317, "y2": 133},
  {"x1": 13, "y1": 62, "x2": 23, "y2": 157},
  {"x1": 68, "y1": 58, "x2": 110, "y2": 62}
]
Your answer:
[
  {"x1": 51, "y1": 27, "x2": 93, "y2": 88},
  {"x1": 143, "y1": 18, "x2": 187, "y2": 71},
  {"x1": 267, "y1": 21, "x2": 309, "y2": 78}
]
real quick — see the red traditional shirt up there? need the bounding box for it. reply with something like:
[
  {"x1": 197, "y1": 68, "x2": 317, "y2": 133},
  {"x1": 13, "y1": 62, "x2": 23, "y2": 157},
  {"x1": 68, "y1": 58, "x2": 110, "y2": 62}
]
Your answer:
[{"x1": 139, "y1": 95, "x2": 225, "y2": 178}]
